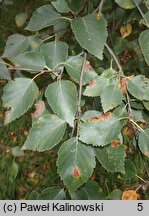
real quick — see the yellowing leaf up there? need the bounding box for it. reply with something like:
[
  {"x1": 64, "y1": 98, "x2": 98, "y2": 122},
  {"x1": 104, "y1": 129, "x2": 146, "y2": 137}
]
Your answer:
[
  {"x1": 120, "y1": 24, "x2": 132, "y2": 39},
  {"x1": 96, "y1": 12, "x2": 103, "y2": 20},
  {"x1": 122, "y1": 190, "x2": 138, "y2": 200}
]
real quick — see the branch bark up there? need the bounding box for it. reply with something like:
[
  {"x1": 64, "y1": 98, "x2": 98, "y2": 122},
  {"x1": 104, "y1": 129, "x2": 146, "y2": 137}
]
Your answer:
[
  {"x1": 97, "y1": 0, "x2": 106, "y2": 13},
  {"x1": 71, "y1": 52, "x2": 87, "y2": 138},
  {"x1": 132, "y1": 0, "x2": 149, "y2": 28},
  {"x1": 105, "y1": 43, "x2": 135, "y2": 125}
]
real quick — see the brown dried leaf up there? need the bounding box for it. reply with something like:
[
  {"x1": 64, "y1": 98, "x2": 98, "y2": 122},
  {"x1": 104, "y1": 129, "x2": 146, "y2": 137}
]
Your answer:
[
  {"x1": 122, "y1": 190, "x2": 138, "y2": 200},
  {"x1": 72, "y1": 166, "x2": 81, "y2": 179},
  {"x1": 31, "y1": 100, "x2": 45, "y2": 118}
]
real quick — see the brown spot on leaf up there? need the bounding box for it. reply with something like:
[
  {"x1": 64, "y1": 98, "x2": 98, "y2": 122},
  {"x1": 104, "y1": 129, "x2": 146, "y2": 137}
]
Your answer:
[
  {"x1": 88, "y1": 79, "x2": 96, "y2": 88},
  {"x1": 31, "y1": 100, "x2": 45, "y2": 118},
  {"x1": 87, "y1": 112, "x2": 112, "y2": 123},
  {"x1": 119, "y1": 75, "x2": 134, "y2": 94},
  {"x1": 111, "y1": 139, "x2": 121, "y2": 148},
  {"x1": 122, "y1": 190, "x2": 138, "y2": 200},
  {"x1": 84, "y1": 61, "x2": 93, "y2": 72},
  {"x1": 72, "y1": 166, "x2": 81, "y2": 179},
  {"x1": 87, "y1": 115, "x2": 101, "y2": 123}
]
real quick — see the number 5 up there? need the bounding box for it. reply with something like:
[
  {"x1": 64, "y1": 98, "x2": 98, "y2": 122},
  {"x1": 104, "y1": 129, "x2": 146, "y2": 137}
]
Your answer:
[{"x1": 137, "y1": 203, "x2": 143, "y2": 211}]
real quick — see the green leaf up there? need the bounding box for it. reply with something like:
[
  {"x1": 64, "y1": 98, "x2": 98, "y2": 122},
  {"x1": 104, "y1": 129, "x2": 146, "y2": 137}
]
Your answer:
[
  {"x1": 27, "y1": 36, "x2": 42, "y2": 52},
  {"x1": 95, "y1": 144, "x2": 126, "y2": 173},
  {"x1": 83, "y1": 75, "x2": 107, "y2": 97},
  {"x1": 15, "y1": 13, "x2": 28, "y2": 28},
  {"x1": 57, "y1": 138, "x2": 96, "y2": 194},
  {"x1": 143, "y1": 101, "x2": 149, "y2": 111},
  {"x1": 83, "y1": 69, "x2": 118, "y2": 97},
  {"x1": 139, "y1": 29, "x2": 149, "y2": 66},
  {"x1": 2, "y1": 34, "x2": 29, "y2": 58},
  {"x1": 0, "y1": 58, "x2": 10, "y2": 80},
  {"x1": 52, "y1": 0, "x2": 70, "y2": 13},
  {"x1": 101, "y1": 85, "x2": 123, "y2": 112},
  {"x1": 79, "y1": 113, "x2": 121, "y2": 146},
  {"x1": 40, "y1": 41, "x2": 68, "y2": 69},
  {"x1": 37, "y1": 187, "x2": 66, "y2": 200},
  {"x1": 138, "y1": 129, "x2": 149, "y2": 157},
  {"x1": 9, "y1": 161, "x2": 19, "y2": 181},
  {"x1": 107, "y1": 189, "x2": 122, "y2": 200},
  {"x1": 2, "y1": 78, "x2": 39, "y2": 124},
  {"x1": 71, "y1": 13, "x2": 107, "y2": 60},
  {"x1": 65, "y1": 55, "x2": 97, "y2": 85},
  {"x1": 73, "y1": 180, "x2": 105, "y2": 200},
  {"x1": 128, "y1": 75, "x2": 149, "y2": 101},
  {"x1": 115, "y1": 0, "x2": 142, "y2": 9},
  {"x1": 144, "y1": 11, "x2": 149, "y2": 24},
  {"x1": 26, "y1": 4, "x2": 61, "y2": 31},
  {"x1": 132, "y1": 109, "x2": 145, "y2": 122},
  {"x1": 22, "y1": 114, "x2": 66, "y2": 152},
  {"x1": 54, "y1": 20, "x2": 69, "y2": 39},
  {"x1": 113, "y1": 103, "x2": 128, "y2": 123},
  {"x1": 123, "y1": 160, "x2": 137, "y2": 179},
  {"x1": 45, "y1": 80, "x2": 77, "y2": 127},
  {"x1": 12, "y1": 51, "x2": 46, "y2": 72}
]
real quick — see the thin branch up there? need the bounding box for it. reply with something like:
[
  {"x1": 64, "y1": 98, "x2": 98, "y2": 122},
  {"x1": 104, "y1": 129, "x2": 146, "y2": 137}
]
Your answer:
[
  {"x1": 105, "y1": 43, "x2": 123, "y2": 77},
  {"x1": 132, "y1": 0, "x2": 149, "y2": 28},
  {"x1": 61, "y1": 16, "x2": 71, "y2": 21},
  {"x1": 0, "y1": 60, "x2": 61, "y2": 77},
  {"x1": 10, "y1": 67, "x2": 46, "y2": 72},
  {"x1": 105, "y1": 44, "x2": 149, "y2": 176},
  {"x1": 105, "y1": 43, "x2": 134, "y2": 125},
  {"x1": 32, "y1": 71, "x2": 45, "y2": 81},
  {"x1": 77, "y1": 52, "x2": 87, "y2": 117},
  {"x1": 126, "y1": 91, "x2": 134, "y2": 120},
  {"x1": 77, "y1": 52, "x2": 87, "y2": 137},
  {"x1": 97, "y1": 0, "x2": 106, "y2": 13},
  {"x1": 0, "y1": 0, "x2": 5, "y2": 5},
  {"x1": 71, "y1": 52, "x2": 87, "y2": 138},
  {"x1": 42, "y1": 35, "x2": 55, "y2": 43}
]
